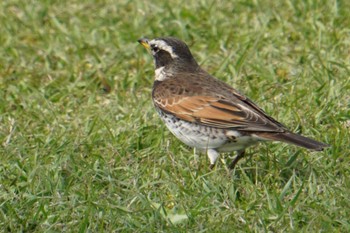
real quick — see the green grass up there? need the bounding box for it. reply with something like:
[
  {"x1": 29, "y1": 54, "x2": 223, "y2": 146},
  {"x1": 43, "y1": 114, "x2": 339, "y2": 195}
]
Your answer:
[{"x1": 0, "y1": 0, "x2": 349, "y2": 232}]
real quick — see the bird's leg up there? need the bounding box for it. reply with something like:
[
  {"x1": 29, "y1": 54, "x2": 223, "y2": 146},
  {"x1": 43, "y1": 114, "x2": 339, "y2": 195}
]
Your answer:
[
  {"x1": 207, "y1": 149, "x2": 219, "y2": 169},
  {"x1": 228, "y1": 150, "x2": 245, "y2": 169}
]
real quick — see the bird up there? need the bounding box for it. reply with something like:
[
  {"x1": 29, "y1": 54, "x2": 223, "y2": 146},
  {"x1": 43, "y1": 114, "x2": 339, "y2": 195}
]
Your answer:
[{"x1": 138, "y1": 36, "x2": 329, "y2": 169}]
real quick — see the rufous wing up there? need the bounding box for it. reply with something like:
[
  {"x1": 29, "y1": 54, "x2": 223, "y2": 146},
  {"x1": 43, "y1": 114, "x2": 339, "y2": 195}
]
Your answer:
[{"x1": 154, "y1": 95, "x2": 285, "y2": 132}]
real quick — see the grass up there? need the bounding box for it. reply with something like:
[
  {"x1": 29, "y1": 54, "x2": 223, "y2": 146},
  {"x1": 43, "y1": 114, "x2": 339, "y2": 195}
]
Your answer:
[{"x1": 0, "y1": 0, "x2": 349, "y2": 232}]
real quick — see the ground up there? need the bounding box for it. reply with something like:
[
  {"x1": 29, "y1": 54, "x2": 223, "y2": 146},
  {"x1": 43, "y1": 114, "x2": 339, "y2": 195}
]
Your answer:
[{"x1": 0, "y1": 0, "x2": 349, "y2": 232}]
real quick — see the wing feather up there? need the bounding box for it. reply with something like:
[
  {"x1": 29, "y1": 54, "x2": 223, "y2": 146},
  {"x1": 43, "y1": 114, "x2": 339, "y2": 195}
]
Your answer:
[
  {"x1": 155, "y1": 95, "x2": 285, "y2": 132},
  {"x1": 152, "y1": 73, "x2": 287, "y2": 133}
]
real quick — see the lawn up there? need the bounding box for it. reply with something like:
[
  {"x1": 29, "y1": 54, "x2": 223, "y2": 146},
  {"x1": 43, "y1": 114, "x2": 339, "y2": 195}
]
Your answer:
[{"x1": 0, "y1": 0, "x2": 349, "y2": 232}]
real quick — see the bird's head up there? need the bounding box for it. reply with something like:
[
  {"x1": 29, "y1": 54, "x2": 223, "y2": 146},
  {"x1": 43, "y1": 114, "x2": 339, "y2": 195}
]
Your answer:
[{"x1": 138, "y1": 37, "x2": 199, "y2": 71}]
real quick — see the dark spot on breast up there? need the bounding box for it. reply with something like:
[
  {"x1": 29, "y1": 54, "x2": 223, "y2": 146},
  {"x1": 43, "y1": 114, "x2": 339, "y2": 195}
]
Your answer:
[{"x1": 229, "y1": 138, "x2": 237, "y2": 143}]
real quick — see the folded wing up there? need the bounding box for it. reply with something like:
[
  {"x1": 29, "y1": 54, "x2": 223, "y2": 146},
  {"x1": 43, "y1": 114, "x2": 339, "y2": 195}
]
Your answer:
[{"x1": 154, "y1": 94, "x2": 287, "y2": 133}]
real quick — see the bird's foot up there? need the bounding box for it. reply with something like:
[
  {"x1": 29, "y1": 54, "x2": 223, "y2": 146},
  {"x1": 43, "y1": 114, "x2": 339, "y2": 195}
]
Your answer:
[{"x1": 228, "y1": 150, "x2": 245, "y2": 170}]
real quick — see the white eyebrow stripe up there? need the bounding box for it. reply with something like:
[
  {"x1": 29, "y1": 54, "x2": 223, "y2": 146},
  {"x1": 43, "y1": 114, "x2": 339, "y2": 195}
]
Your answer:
[{"x1": 149, "y1": 39, "x2": 178, "y2": 58}]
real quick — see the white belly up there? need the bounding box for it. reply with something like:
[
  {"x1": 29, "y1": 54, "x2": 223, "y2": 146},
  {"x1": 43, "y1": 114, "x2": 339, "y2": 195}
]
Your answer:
[{"x1": 158, "y1": 110, "x2": 262, "y2": 152}]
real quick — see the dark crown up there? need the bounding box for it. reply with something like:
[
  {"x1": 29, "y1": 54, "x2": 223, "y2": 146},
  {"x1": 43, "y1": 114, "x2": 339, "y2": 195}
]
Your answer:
[{"x1": 151, "y1": 37, "x2": 198, "y2": 70}]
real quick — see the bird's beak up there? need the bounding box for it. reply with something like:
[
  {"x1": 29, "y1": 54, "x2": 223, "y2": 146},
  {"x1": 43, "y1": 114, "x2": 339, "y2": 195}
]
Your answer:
[{"x1": 138, "y1": 38, "x2": 150, "y2": 49}]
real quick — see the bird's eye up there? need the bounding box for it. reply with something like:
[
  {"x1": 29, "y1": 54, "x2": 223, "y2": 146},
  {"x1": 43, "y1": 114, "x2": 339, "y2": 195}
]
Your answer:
[{"x1": 151, "y1": 45, "x2": 159, "y2": 53}]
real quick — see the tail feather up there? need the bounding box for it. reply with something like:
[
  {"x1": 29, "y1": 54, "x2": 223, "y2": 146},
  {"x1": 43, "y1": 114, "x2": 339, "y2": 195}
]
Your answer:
[{"x1": 258, "y1": 132, "x2": 330, "y2": 151}]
